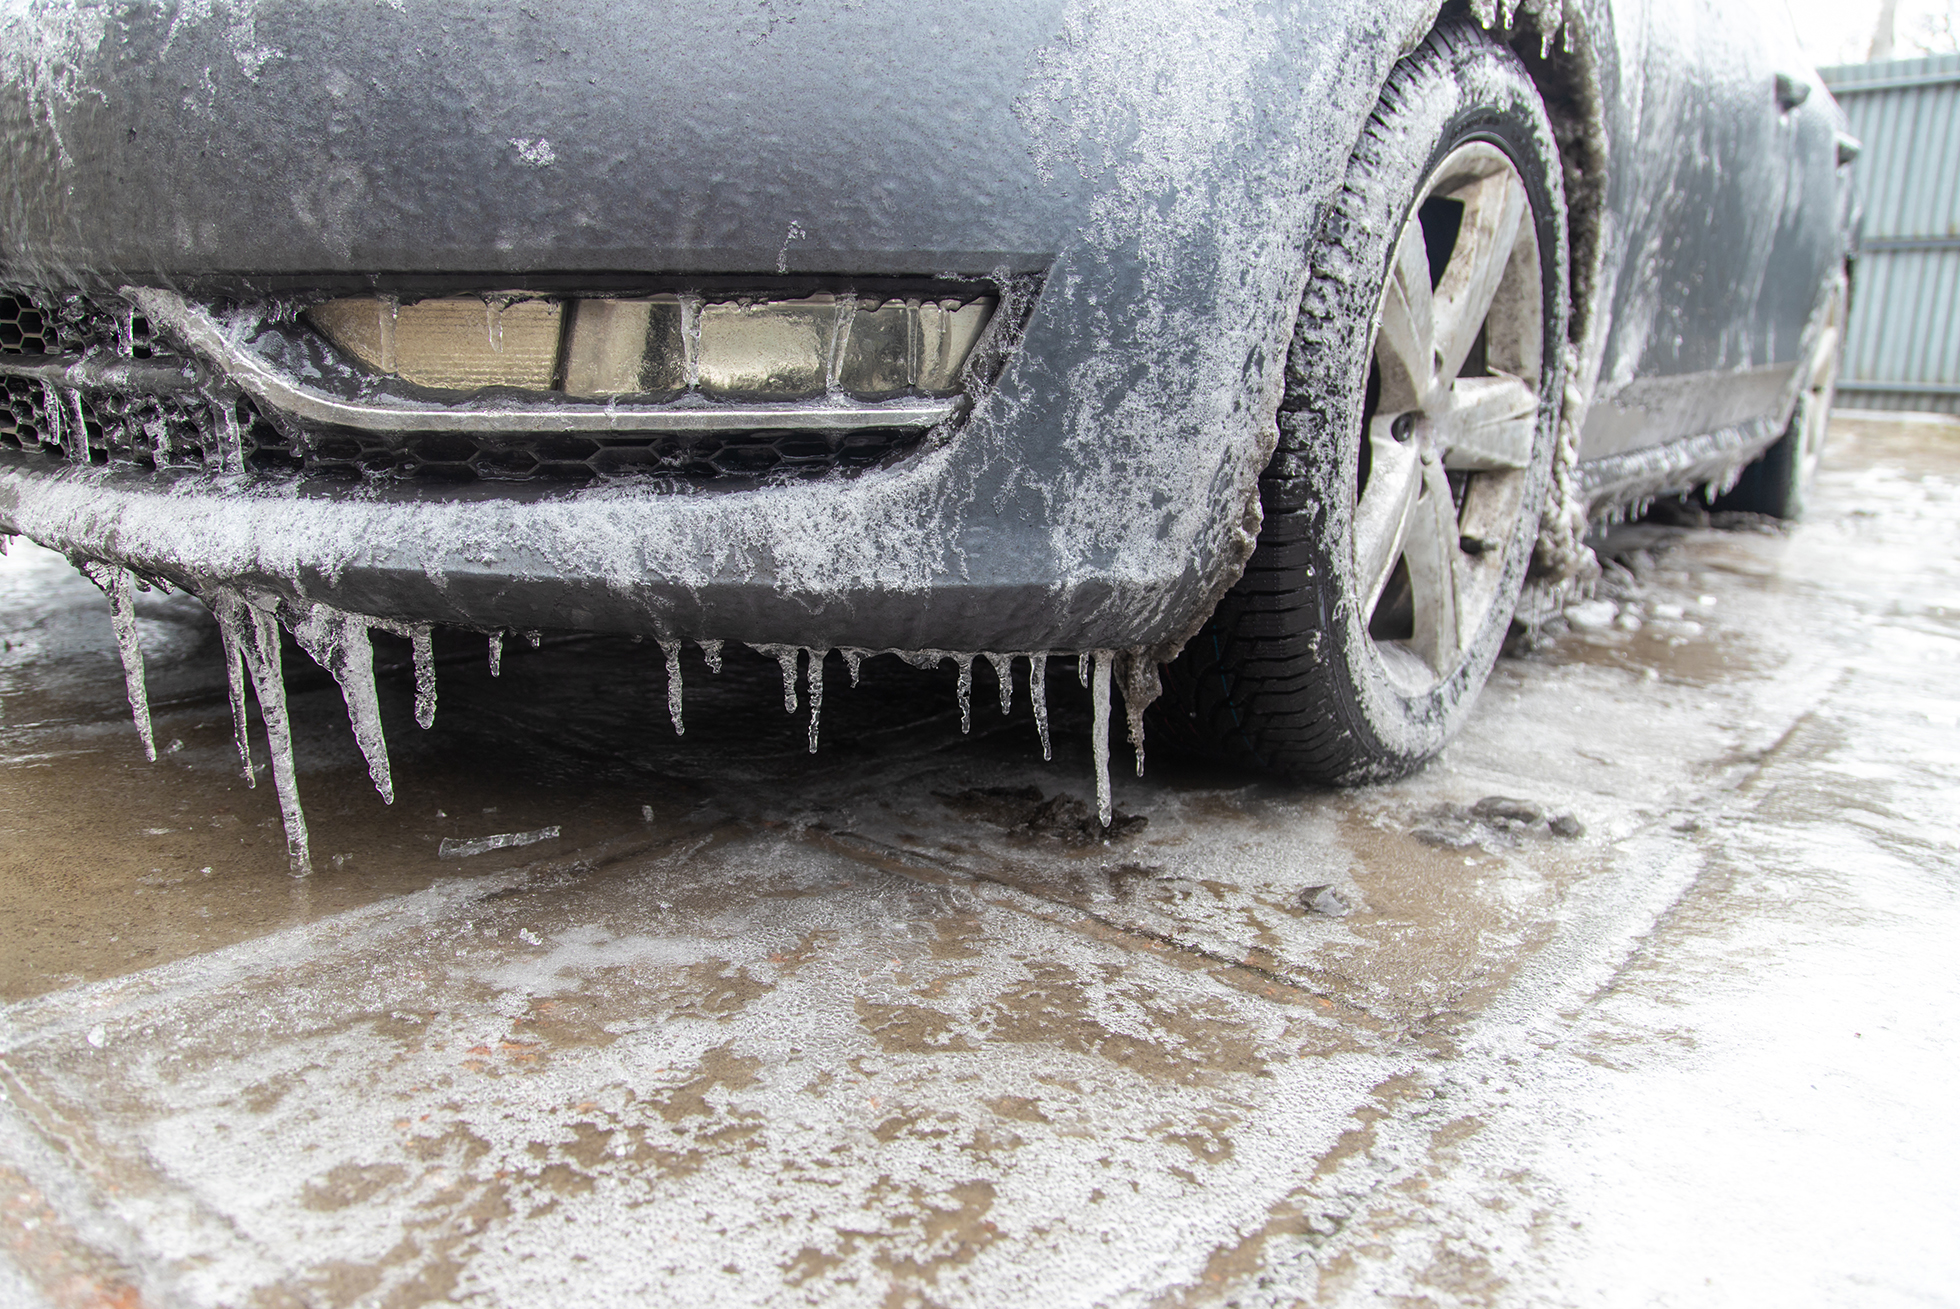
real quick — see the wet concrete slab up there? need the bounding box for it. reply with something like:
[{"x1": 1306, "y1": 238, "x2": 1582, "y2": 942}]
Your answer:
[{"x1": 2, "y1": 411, "x2": 1957, "y2": 1306}]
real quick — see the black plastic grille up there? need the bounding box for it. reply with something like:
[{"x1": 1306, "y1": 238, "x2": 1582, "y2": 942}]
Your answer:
[
  {"x1": 0, "y1": 291, "x2": 143, "y2": 357},
  {"x1": 0, "y1": 290, "x2": 925, "y2": 486},
  {"x1": 2, "y1": 376, "x2": 55, "y2": 448},
  {"x1": 283, "y1": 425, "x2": 924, "y2": 483}
]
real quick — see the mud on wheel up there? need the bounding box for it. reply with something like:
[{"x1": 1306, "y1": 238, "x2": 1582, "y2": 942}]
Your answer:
[{"x1": 1159, "y1": 21, "x2": 1569, "y2": 783}]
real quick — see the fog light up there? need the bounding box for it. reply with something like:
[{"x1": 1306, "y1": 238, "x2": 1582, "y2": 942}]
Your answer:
[
  {"x1": 308, "y1": 297, "x2": 562, "y2": 391},
  {"x1": 310, "y1": 291, "x2": 995, "y2": 402},
  {"x1": 561, "y1": 296, "x2": 686, "y2": 399},
  {"x1": 696, "y1": 295, "x2": 839, "y2": 400}
]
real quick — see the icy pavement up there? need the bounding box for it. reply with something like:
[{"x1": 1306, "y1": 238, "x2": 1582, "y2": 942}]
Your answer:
[{"x1": 1, "y1": 412, "x2": 1957, "y2": 1307}]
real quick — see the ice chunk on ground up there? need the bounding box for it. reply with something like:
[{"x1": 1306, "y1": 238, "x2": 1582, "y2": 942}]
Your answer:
[
  {"x1": 1566, "y1": 599, "x2": 1618, "y2": 631},
  {"x1": 438, "y1": 826, "x2": 561, "y2": 859},
  {"x1": 1300, "y1": 884, "x2": 1352, "y2": 916},
  {"x1": 290, "y1": 603, "x2": 394, "y2": 804}
]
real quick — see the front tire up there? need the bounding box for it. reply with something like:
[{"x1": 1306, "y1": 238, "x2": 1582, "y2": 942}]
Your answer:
[{"x1": 1159, "y1": 22, "x2": 1568, "y2": 783}]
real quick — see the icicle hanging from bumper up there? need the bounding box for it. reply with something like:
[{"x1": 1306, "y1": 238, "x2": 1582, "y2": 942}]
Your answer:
[
  {"x1": 409, "y1": 625, "x2": 437, "y2": 729},
  {"x1": 214, "y1": 603, "x2": 255, "y2": 785},
  {"x1": 1119, "y1": 653, "x2": 1161, "y2": 779},
  {"x1": 488, "y1": 631, "x2": 503, "y2": 677},
  {"x1": 753, "y1": 644, "x2": 801, "y2": 712},
  {"x1": 1090, "y1": 650, "x2": 1114, "y2": 828},
  {"x1": 1030, "y1": 653, "x2": 1051, "y2": 760},
  {"x1": 805, "y1": 648, "x2": 826, "y2": 753},
  {"x1": 291, "y1": 603, "x2": 394, "y2": 804},
  {"x1": 699, "y1": 639, "x2": 723, "y2": 674},
  {"x1": 208, "y1": 590, "x2": 311, "y2": 875},
  {"x1": 657, "y1": 639, "x2": 685, "y2": 736},
  {"x1": 955, "y1": 654, "x2": 974, "y2": 733},
  {"x1": 986, "y1": 652, "x2": 1013, "y2": 715},
  {"x1": 79, "y1": 562, "x2": 156, "y2": 763}
]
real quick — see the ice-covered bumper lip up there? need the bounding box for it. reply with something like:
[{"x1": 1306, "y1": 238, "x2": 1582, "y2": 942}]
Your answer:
[{"x1": 0, "y1": 457, "x2": 1191, "y2": 654}]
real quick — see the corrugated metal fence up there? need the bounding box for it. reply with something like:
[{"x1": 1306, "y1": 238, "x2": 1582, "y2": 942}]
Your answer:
[{"x1": 1819, "y1": 53, "x2": 1960, "y2": 414}]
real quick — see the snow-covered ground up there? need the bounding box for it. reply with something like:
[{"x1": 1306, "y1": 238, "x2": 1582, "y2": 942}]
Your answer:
[{"x1": 0, "y1": 411, "x2": 1955, "y2": 1306}]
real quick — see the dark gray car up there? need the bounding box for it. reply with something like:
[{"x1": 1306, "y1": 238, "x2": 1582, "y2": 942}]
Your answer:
[{"x1": 0, "y1": 0, "x2": 1854, "y2": 869}]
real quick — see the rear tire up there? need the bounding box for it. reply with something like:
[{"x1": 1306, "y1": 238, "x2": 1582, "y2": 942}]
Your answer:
[
  {"x1": 1157, "y1": 22, "x2": 1567, "y2": 783},
  {"x1": 1716, "y1": 273, "x2": 1845, "y2": 521}
]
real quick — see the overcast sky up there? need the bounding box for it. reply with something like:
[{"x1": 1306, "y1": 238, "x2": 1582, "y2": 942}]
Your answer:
[{"x1": 1784, "y1": 0, "x2": 1958, "y2": 66}]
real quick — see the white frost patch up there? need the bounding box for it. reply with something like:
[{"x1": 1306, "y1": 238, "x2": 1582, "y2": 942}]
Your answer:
[{"x1": 508, "y1": 137, "x2": 556, "y2": 167}]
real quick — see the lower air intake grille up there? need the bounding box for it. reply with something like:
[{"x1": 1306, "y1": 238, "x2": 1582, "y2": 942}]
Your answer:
[{"x1": 0, "y1": 380, "x2": 922, "y2": 485}]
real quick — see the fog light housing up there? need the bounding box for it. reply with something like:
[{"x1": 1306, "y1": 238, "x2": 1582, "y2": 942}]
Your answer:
[{"x1": 308, "y1": 291, "x2": 996, "y2": 403}]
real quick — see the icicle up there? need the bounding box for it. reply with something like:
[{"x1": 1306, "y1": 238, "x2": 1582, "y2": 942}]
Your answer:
[
  {"x1": 65, "y1": 390, "x2": 90, "y2": 462},
  {"x1": 209, "y1": 591, "x2": 311, "y2": 875},
  {"x1": 524, "y1": 630, "x2": 542, "y2": 648},
  {"x1": 0, "y1": 531, "x2": 13, "y2": 554},
  {"x1": 752, "y1": 644, "x2": 801, "y2": 711},
  {"x1": 410, "y1": 625, "x2": 437, "y2": 729},
  {"x1": 699, "y1": 639, "x2": 724, "y2": 673},
  {"x1": 955, "y1": 654, "x2": 974, "y2": 733},
  {"x1": 214, "y1": 605, "x2": 255, "y2": 785},
  {"x1": 488, "y1": 631, "x2": 503, "y2": 677},
  {"x1": 1091, "y1": 650, "x2": 1114, "y2": 829},
  {"x1": 1030, "y1": 653, "x2": 1052, "y2": 761},
  {"x1": 843, "y1": 648, "x2": 866, "y2": 686},
  {"x1": 986, "y1": 652, "x2": 1013, "y2": 715},
  {"x1": 290, "y1": 604, "x2": 393, "y2": 804},
  {"x1": 214, "y1": 399, "x2": 245, "y2": 473},
  {"x1": 82, "y1": 563, "x2": 155, "y2": 762},
  {"x1": 657, "y1": 638, "x2": 685, "y2": 736},
  {"x1": 1077, "y1": 651, "x2": 1091, "y2": 688},
  {"x1": 805, "y1": 648, "x2": 826, "y2": 753},
  {"x1": 1119, "y1": 653, "x2": 1161, "y2": 779}
]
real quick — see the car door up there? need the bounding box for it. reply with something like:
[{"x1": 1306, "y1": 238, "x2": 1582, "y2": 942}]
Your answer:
[{"x1": 1580, "y1": 0, "x2": 1803, "y2": 460}]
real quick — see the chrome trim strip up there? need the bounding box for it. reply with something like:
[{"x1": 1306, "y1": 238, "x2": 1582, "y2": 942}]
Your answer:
[{"x1": 126, "y1": 289, "x2": 958, "y2": 435}]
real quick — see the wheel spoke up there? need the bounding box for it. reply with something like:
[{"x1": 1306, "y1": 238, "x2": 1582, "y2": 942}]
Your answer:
[
  {"x1": 1353, "y1": 423, "x2": 1423, "y2": 618},
  {"x1": 1440, "y1": 374, "x2": 1537, "y2": 470},
  {"x1": 1401, "y1": 454, "x2": 1463, "y2": 671},
  {"x1": 1375, "y1": 230, "x2": 1436, "y2": 413},
  {"x1": 1431, "y1": 169, "x2": 1527, "y2": 386}
]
